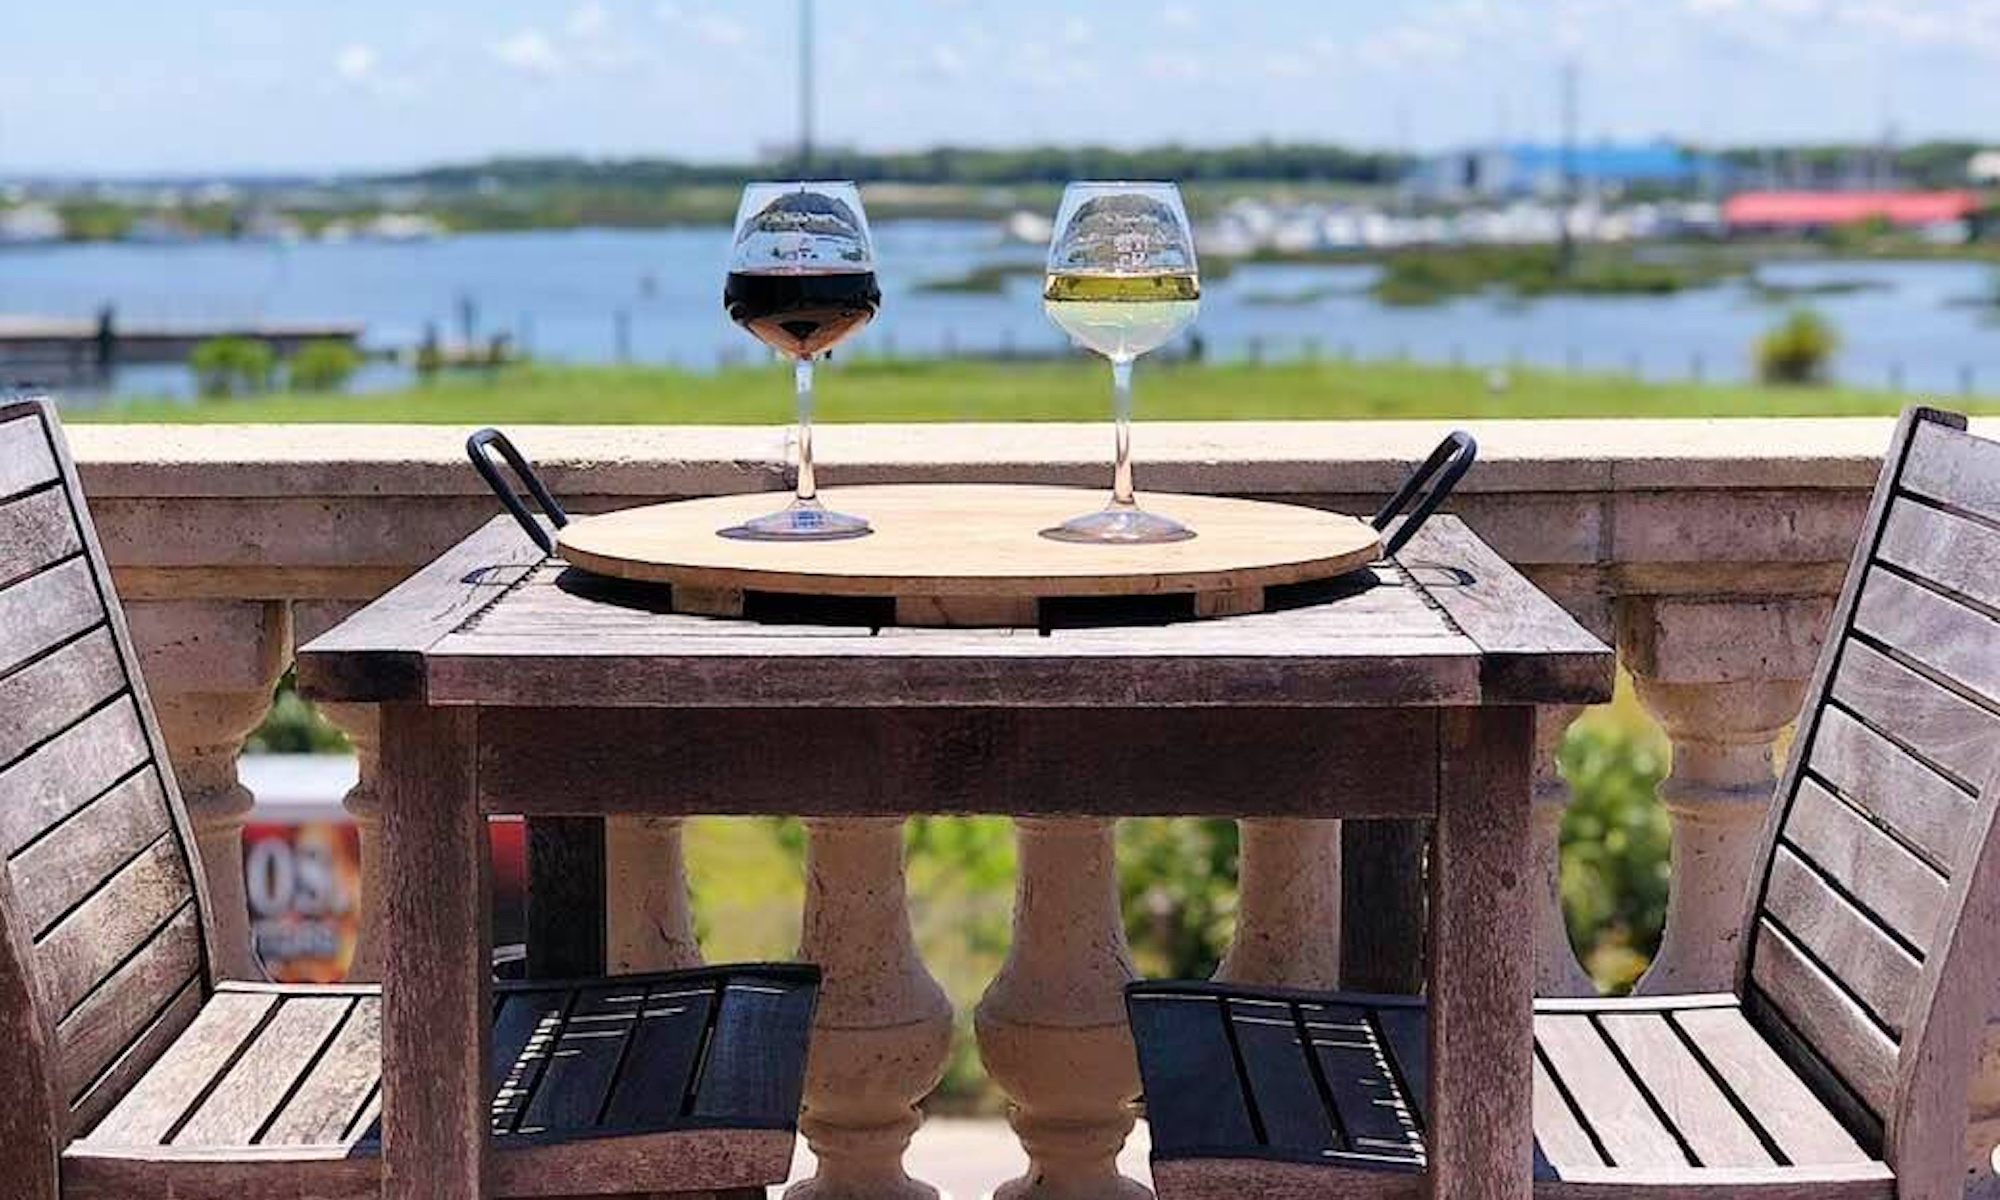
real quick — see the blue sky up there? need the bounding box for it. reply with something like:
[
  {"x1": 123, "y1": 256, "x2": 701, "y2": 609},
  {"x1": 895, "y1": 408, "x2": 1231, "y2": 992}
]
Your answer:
[{"x1": 5, "y1": 0, "x2": 1998, "y2": 174}]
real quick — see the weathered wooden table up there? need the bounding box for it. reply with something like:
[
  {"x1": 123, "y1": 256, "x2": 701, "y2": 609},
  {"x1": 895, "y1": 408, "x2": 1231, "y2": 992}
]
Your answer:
[{"x1": 297, "y1": 510, "x2": 1611, "y2": 1200}]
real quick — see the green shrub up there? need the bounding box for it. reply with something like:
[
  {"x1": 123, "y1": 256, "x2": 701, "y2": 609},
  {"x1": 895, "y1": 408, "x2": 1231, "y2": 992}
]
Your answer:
[
  {"x1": 190, "y1": 337, "x2": 276, "y2": 397},
  {"x1": 1559, "y1": 700, "x2": 1672, "y2": 993},
  {"x1": 288, "y1": 340, "x2": 362, "y2": 392},
  {"x1": 1756, "y1": 309, "x2": 1841, "y2": 386}
]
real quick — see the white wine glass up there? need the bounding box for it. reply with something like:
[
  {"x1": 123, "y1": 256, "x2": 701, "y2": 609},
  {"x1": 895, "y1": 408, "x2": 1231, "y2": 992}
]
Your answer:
[
  {"x1": 1041, "y1": 181, "x2": 1201, "y2": 543},
  {"x1": 720, "y1": 181, "x2": 880, "y2": 540}
]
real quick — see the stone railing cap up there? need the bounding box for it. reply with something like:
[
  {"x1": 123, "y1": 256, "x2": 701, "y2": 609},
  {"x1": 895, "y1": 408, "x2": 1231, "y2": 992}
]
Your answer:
[{"x1": 67, "y1": 416, "x2": 1974, "y2": 499}]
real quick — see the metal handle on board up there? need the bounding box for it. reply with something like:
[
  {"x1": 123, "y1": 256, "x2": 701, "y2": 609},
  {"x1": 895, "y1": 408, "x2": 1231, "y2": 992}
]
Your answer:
[
  {"x1": 467, "y1": 427, "x2": 569, "y2": 554},
  {"x1": 1372, "y1": 431, "x2": 1478, "y2": 558}
]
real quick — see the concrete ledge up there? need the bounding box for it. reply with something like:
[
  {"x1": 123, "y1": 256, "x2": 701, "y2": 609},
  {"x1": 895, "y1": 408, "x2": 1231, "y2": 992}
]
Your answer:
[{"x1": 68, "y1": 416, "x2": 1981, "y2": 498}]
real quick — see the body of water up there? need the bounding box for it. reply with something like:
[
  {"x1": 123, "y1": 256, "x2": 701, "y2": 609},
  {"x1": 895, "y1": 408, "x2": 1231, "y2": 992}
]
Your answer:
[{"x1": 3, "y1": 221, "x2": 1996, "y2": 402}]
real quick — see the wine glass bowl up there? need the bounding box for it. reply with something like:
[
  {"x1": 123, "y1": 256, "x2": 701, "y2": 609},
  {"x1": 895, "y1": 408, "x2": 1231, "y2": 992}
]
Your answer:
[
  {"x1": 1040, "y1": 182, "x2": 1201, "y2": 544},
  {"x1": 719, "y1": 181, "x2": 879, "y2": 541}
]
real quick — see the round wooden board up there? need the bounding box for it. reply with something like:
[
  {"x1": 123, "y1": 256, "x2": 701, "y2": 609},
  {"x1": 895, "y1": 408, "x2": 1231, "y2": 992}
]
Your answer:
[{"x1": 556, "y1": 484, "x2": 1382, "y2": 627}]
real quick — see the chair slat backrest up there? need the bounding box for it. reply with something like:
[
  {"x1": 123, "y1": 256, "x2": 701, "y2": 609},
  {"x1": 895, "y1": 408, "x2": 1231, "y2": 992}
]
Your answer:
[
  {"x1": 0, "y1": 396, "x2": 216, "y2": 1144},
  {"x1": 1739, "y1": 406, "x2": 2000, "y2": 1185}
]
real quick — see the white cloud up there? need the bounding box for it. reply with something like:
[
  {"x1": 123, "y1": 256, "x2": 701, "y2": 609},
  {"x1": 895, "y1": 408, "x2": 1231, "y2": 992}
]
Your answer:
[
  {"x1": 929, "y1": 43, "x2": 969, "y2": 78},
  {"x1": 1062, "y1": 16, "x2": 1094, "y2": 46},
  {"x1": 1163, "y1": 4, "x2": 1200, "y2": 29},
  {"x1": 1144, "y1": 51, "x2": 1207, "y2": 81},
  {"x1": 334, "y1": 44, "x2": 378, "y2": 83},
  {"x1": 690, "y1": 14, "x2": 749, "y2": 46},
  {"x1": 492, "y1": 29, "x2": 566, "y2": 78},
  {"x1": 567, "y1": 1, "x2": 610, "y2": 39}
]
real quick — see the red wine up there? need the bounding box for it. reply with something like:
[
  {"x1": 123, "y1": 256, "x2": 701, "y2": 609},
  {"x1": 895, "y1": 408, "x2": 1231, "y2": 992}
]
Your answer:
[{"x1": 724, "y1": 270, "x2": 881, "y2": 359}]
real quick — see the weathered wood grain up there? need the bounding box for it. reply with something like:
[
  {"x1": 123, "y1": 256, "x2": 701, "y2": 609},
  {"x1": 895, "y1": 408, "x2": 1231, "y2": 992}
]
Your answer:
[
  {"x1": 0, "y1": 697, "x2": 151, "y2": 859},
  {"x1": 378, "y1": 703, "x2": 489, "y2": 1199},
  {"x1": 0, "y1": 409, "x2": 60, "y2": 499},
  {"x1": 295, "y1": 516, "x2": 544, "y2": 703},
  {"x1": 1875, "y1": 497, "x2": 2000, "y2": 614},
  {"x1": 1811, "y1": 701, "x2": 1978, "y2": 868},
  {"x1": 480, "y1": 706, "x2": 1439, "y2": 819},
  {"x1": 1428, "y1": 705, "x2": 1535, "y2": 1200},
  {"x1": 87, "y1": 990, "x2": 277, "y2": 1145},
  {"x1": 35, "y1": 835, "x2": 194, "y2": 1017},
  {"x1": 1851, "y1": 569, "x2": 2000, "y2": 708},
  {"x1": 173, "y1": 996, "x2": 351, "y2": 1145},
  {"x1": 55, "y1": 904, "x2": 202, "y2": 1101},
  {"x1": 1887, "y1": 733, "x2": 2000, "y2": 1200},
  {"x1": 256, "y1": 996, "x2": 380, "y2": 1147},
  {"x1": 0, "y1": 485, "x2": 78, "y2": 588},
  {"x1": 1672, "y1": 1005, "x2": 1871, "y2": 1167},
  {"x1": 525, "y1": 818, "x2": 606, "y2": 979},
  {"x1": 1736, "y1": 406, "x2": 1942, "y2": 1006},
  {"x1": 0, "y1": 554, "x2": 101, "y2": 675},
  {"x1": 1780, "y1": 781, "x2": 1947, "y2": 955},
  {"x1": 1898, "y1": 410, "x2": 2000, "y2": 527},
  {"x1": 0, "y1": 629, "x2": 125, "y2": 768},
  {"x1": 11, "y1": 770, "x2": 171, "y2": 936},
  {"x1": 1760, "y1": 851, "x2": 1920, "y2": 1037},
  {"x1": 1597, "y1": 1013, "x2": 1772, "y2": 1168},
  {"x1": 1536, "y1": 1015, "x2": 1689, "y2": 1169},
  {"x1": 1531, "y1": 1050, "x2": 1605, "y2": 1175},
  {"x1": 1340, "y1": 821, "x2": 1427, "y2": 994},
  {"x1": 1396, "y1": 517, "x2": 1614, "y2": 705},
  {"x1": 69, "y1": 982, "x2": 203, "y2": 1137},
  {"x1": 0, "y1": 805, "x2": 63, "y2": 1198},
  {"x1": 1749, "y1": 923, "x2": 1898, "y2": 1118}
]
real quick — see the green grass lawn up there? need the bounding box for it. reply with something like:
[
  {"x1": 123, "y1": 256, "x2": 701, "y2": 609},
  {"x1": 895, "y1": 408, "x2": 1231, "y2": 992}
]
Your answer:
[{"x1": 89, "y1": 356, "x2": 2000, "y2": 424}]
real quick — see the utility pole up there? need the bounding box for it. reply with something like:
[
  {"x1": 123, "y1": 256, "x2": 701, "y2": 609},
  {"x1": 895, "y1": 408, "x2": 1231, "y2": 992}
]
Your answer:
[
  {"x1": 1557, "y1": 59, "x2": 1578, "y2": 279},
  {"x1": 798, "y1": 0, "x2": 816, "y2": 177}
]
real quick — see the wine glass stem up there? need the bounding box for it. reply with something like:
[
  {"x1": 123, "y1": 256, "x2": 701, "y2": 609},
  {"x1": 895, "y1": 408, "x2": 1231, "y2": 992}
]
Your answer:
[
  {"x1": 795, "y1": 355, "x2": 818, "y2": 504},
  {"x1": 1110, "y1": 357, "x2": 1136, "y2": 508}
]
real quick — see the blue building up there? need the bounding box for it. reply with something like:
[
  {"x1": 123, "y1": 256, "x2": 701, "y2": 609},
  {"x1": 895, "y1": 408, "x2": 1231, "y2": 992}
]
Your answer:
[{"x1": 1406, "y1": 140, "x2": 1722, "y2": 202}]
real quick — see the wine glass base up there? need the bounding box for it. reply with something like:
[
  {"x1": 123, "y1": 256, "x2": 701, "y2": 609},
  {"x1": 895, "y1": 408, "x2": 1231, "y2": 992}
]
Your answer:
[
  {"x1": 718, "y1": 500, "x2": 872, "y2": 542},
  {"x1": 1040, "y1": 504, "x2": 1196, "y2": 545}
]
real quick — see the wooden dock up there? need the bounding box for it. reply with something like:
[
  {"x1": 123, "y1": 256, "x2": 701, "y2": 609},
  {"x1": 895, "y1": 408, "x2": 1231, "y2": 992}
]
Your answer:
[{"x1": 0, "y1": 315, "x2": 364, "y2": 374}]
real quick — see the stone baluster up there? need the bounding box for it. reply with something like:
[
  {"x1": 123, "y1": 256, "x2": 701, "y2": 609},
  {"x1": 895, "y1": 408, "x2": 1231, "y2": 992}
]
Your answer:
[
  {"x1": 976, "y1": 818, "x2": 1151, "y2": 1200},
  {"x1": 294, "y1": 602, "x2": 387, "y2": 982},
  {"x1": 1533, "y1": 706, "x2": 1597, "y2": 997},
  {"x1": 126, "y1": 599, "x2": 291, "y2": 981},
  {"x1": 1619, "y1": 596, "x2": 1822, "y2": 994},
  {"x1": 308, "y1": 700, "x2": 384, "y2": 980},
  {"x1": 605, "y1": 817, "x2": 702, "y2": 972},
  {"x1": 1215, "y1": 819, "x2": 1340, "y2": 989},
  {"x1": 788, "y1": 818, "x2": 952, "y2": 1200}
]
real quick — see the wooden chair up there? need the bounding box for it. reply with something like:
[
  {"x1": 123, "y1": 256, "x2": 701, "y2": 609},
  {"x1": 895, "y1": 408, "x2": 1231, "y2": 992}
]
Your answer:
[
  {"x1": 1127, "y1": 405, "x2": 2000, "y2": 1199},
  {"x1": 0, "y1": 395, "x2": 820, "y2": 1199}
]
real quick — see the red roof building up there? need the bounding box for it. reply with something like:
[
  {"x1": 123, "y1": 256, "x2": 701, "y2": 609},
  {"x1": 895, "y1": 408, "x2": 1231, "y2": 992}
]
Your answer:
[{"x1": 1723, "y1": 190, "x2": 1983, "y2": 231}]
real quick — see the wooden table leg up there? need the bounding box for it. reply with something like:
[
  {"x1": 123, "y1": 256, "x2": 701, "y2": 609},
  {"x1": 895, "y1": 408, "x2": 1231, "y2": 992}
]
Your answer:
[
  {"x1": 527, "y1": 816, "x2": 607, "y2": 977},
  {"x1": 381, "y1": 705, "x2": 491, "y2": 1200},
  {"x1": 1428, "y1": 706, "x2": 1535, "y2": 1200},
  {"x1": 1342, "y1": 820, "x2": 1428, "y2": 993}
]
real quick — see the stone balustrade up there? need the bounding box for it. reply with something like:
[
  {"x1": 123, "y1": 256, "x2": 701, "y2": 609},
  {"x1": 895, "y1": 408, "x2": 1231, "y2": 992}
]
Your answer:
[{"x1": 69, "y1": 415, "x2": 1999, "y2": 1197}]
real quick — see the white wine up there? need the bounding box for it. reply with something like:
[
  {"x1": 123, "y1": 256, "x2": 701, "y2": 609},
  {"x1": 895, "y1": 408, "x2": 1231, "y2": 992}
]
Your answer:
[{"x1": 1044, "y1": 272, "x2": 1200, "y2": 361}]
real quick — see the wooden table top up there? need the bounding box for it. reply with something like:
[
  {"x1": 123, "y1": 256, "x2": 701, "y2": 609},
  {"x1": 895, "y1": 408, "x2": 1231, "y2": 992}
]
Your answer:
[
  {"x1": 555, "y1": 485, "x2": 1384, "y2": 626},
  {"x1": 297, "y1": 510, "x2": 1611, "y2": 711}
]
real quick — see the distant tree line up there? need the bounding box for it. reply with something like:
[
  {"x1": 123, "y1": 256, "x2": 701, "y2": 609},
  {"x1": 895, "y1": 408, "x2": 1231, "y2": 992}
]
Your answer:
[
  {"x1": 380, "y1": 140, "x2": 2000, "y2": 193},
  {"x1": 1716, "y1": 140, "x2": 1991, "y2": 190},
  {"x1": 378, "y1": 143, "x2": 1416, "y2": 189}
]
